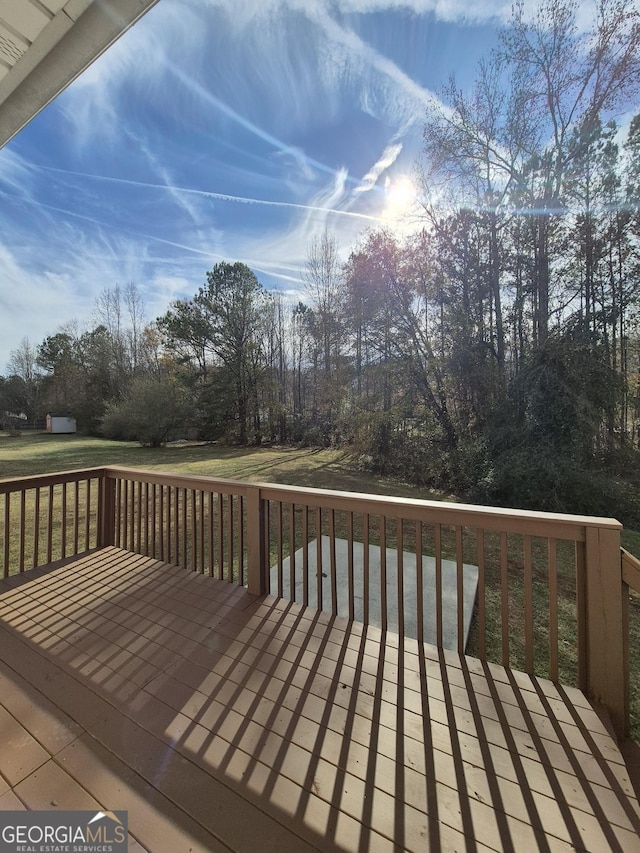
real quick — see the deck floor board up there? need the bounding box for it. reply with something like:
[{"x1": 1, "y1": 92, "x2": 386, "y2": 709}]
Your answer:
[{"x1": 0, "y1": 547, "x2": 638, "y2": 852}]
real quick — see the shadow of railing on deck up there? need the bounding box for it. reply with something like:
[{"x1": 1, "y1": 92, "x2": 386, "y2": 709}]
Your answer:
[{"x1": 2, "y1": 551, "x2": 640, "y2": 850}]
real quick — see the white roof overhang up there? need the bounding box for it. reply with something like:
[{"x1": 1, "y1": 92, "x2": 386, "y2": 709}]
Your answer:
[{"x1": 0, "y1": 0, "x2": 160, "y2": 148}]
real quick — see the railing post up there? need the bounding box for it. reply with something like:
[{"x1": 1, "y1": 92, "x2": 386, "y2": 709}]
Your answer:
[
  {"x1": 246, "y1": 485, "x2": 266, "y2": 596},
  {"x1": 621, "y1": 548, "x2": 640, "y2": 740},
  {"x1": 584, "y1": 525, "x2": 626, "y2": 739},
  {"x1": 97, "y1": 471, "x2": 116, "y2": 548}
]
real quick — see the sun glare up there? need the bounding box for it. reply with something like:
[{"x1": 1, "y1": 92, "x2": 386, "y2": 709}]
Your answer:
[{"x1": 384, "y1": 175, "x2": 417, "y2": 220}]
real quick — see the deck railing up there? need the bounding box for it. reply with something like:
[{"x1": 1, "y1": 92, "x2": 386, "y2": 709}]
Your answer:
[
  {"x1": 0, "y1": 468, "x2": 103, "y2": 572},
  {"x1": 0, "y1": 464, "x2": 633, "y2": 739}
]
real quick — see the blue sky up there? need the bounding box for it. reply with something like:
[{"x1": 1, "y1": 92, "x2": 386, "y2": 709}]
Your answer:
[{"x1": 0, "y1": 0, "x2": 551, "y2": 370}]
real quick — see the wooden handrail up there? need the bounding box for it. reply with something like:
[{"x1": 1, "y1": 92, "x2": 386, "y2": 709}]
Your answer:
[
  {"x1": 0, "y1": 467, "x2": 106, "y2": 494},
  {"x1": 103, "y1": 466, "x2": 250, "y2": 496},
  {"x1": 622, "y1": 548, "x2": 640, "y2": 594},
  {"x1": 102, "y1": 465, "x2": 622, "y2": 538}
]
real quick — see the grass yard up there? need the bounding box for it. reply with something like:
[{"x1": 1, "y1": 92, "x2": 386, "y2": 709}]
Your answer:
[
  {"x1": 0, "y1": 432, "x2": 436, "y2": 498},
  {"x1": 1, "y1": 431, "x2": 639, "y2": 739}
]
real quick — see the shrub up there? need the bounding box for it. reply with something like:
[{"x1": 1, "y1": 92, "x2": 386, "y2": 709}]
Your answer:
[
  {"x1": 487, "y1": 445, "x2": 640, "y2": 527},
  {"x1": 101, "y1": 376, "x2": 192, "y2": 447}
]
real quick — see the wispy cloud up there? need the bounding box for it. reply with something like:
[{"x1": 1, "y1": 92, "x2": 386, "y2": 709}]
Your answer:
[
  {"x1": 354, "y1": 142, "x2": 403, "y2": 194},
  {"x1": 325, "y1": 0, "x2": 512, "y2": 23},
  {"x1": 208, "y1": 0, "x2": 510, "y2": 28},
  {"x1": 222, "y1": 0, "x2": 595, "y2": 28},
  {"x1": 0, "y1": 243, "x2": 91, "y2": 371},
  {"x1": 58, "y1": 0, "x2": 209, "y2": 146},
  {"x1": 31, "y1": 165, "x2": 380, "y2": 221},
  {"x1": 0, "y1": 221, "x2": 216, "y2": 370},
  {"x1": 242, "y1": 167, "x2": 367, "y2": 284},
  {"x1": 131, "y1": 132, "x2": 206, "y2": 227},
  {"x1": 0, "y1": 148, "x2": 37, "y2": 195}
]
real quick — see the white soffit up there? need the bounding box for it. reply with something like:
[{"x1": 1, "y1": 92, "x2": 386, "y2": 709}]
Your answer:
[{"x1": 0, "y1": 0, "x2": 160, "y2": 148}]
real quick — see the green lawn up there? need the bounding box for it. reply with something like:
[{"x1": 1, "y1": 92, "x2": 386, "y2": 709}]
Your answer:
[{"x1": 0, "y1": 431, "x2": 442, "y2": 499}]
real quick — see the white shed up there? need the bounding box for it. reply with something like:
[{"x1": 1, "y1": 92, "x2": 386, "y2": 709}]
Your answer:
[{"x1": 46, "y1": 414, "x2": 77, "y2": 434}]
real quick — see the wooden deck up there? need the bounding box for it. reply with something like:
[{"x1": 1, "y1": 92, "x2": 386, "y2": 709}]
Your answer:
[{"x1": 0, "y1": 548, "x2": 638, "y2": 852}]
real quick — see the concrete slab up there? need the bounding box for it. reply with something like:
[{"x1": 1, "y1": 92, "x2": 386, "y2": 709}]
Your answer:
[{"x1": 269, "y1": 536, "x2": 479, "y2": 651}]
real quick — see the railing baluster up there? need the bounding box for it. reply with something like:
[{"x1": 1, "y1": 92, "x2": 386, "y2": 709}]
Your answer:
[
  {"x1": 549, "y1": 537, "x2": 558, "y2": 682},
  {"x1": 33, "y1": 487, "x2": 41, "y2": 569},
  {"x1": 416, "y1": 521, "x2": 424, "y2": 644},
  {"x1": 149, "y1": 483, "x2": 155, "y2": 557},
  {"x1": 380, "y1": 515, "x2": 387, "y2": 633},
  {"x1": 302, "y1": 504, "x2": 309, "y2": 607},
  {"x1": 85, "y1": 479, "x2": 91, "y2": 552},
  {"x1": 476, "y1": 528, "x2": 485, "y2": 660},
  {"x1": 397, "y1": 517, "x2": 404, "y2": 638},
  {"x1": 363, "y1": 513, "x2": 370, "y2": 625},
  {"x1": 208, "y1": 491, "x2": 214, "y2": 577},
  {"x1": 74, "y1": 481, "x2": 80, "y2": 554},
  {"x1": 168, "y1": 486, "x2": 174, "y2": 563},
  {"x1": 227, "y1": 493, "x2": 234, "y2": 583},
  {"x1": 264, "y1": 499, "x2": 270, "y2": 584},
  {"x1": 136, "y1": 480, "x2": 142, "y2": 553},
  {"x1": 315, "y1": 506, "x2": 323, "y2": 611},
  {"x1": 19, "y1": 490, "x2": 26, "y2": 572},
  {"x1": 116, "y1": 479, "x2": 123, "y2": 548},
  {"x1": 121, "y1": 479, "x2": 127, "y2": 549},
  {"x1": 182, "y1": 487, "x2": 188, "y2": 569},
  {"x1": 47, "y1": 485, "x2": 53, "y2": 563},
  {"x1": 435, "y1": 523, "x2": 443, "y2": 647},
  {"x1": 289, "y1": 502, "x2": 296, "y2": 603},
  {"x1": 277, "y1": 501, "x2": 283, "y2": 597},
  {"x1": 245, "y1": 486, "x2": 265, "y2": 595},
  {"x1": 130, "y1": 481, "x2": 136, "y2": 551},
  {"x1": 61, "y1": 482, "x2": 67, "y2": 559},
  {"x1": 238, "y1": 494, "x2": 244, "y2": 585},
  {"x1": 173, "y1": 485, "x2": 178, "y2": 564},
  {"x1": 199, "y1": 490, "x2": 205, "y2": 573},
  {"x1": 329, "y1": 508, "x2": 337, "y2": 616},
  {"x1": 217, "y1": 493, "x2": 224, "y2": 581},
  {"x1": 158, "y1": 485, "x2": 165, "y2": 561},
  {"x1": 123, "y1": 480, "x2": 128, "y2": 550},
  {"x1": 166, "y1": 486, "x2": 172, "y2": 562},
  {"x1": 500, "y1": 531, "x2": 509, "y2": 668},
  {"x1": 144, "y1": 482, "x2": 150, "y2": 556},
  {"x1": 347, "y1": 511, "x2": 354, "y2": 622},
  {"x1": 524, "y1": 534, "x2": 534, "y2": 675},
  {"x1": 191, "y1": 488, "x2": 197, "y2": 572},
  {"x1": 576, "y1": 540, "x2": 587, "y2": 692},
  {"x1": 456, "y1": 525, "x2": 464, "y2": 654},
  {"x1": 2, "y1": 494, "x2": 8, "y2": 577}
]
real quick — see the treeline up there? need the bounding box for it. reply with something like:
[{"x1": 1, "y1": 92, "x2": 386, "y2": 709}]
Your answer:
[
  {"x1": 1, "y1": 283, "x2": 165, "y2": 437},
  {"x1": 2, "y1": 0, "x2": 640, "y2": 523}
]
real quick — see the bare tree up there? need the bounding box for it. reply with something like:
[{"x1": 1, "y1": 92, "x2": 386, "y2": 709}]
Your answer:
[
  {"x1": 6, "y1": 337, "x2": 41, "y2": 421},
  {"x1": 424, "y1": 0, "x2": 640, "y2": 347},
  {"x1": 304, "y1": 231, "x2": 344, "y2": 375},
  {"x1": 7, "y1": 337, "x2": 39, "y2": 383},
  {"x1": 124, "y1": 282, "x2": 146, "y2": 373},
  {"x1": 503, "y1": 0, "x2": 640, "y2": 341},
  {"x1": 302, "y1": 231, "x2": 349, "y2": 437}
]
